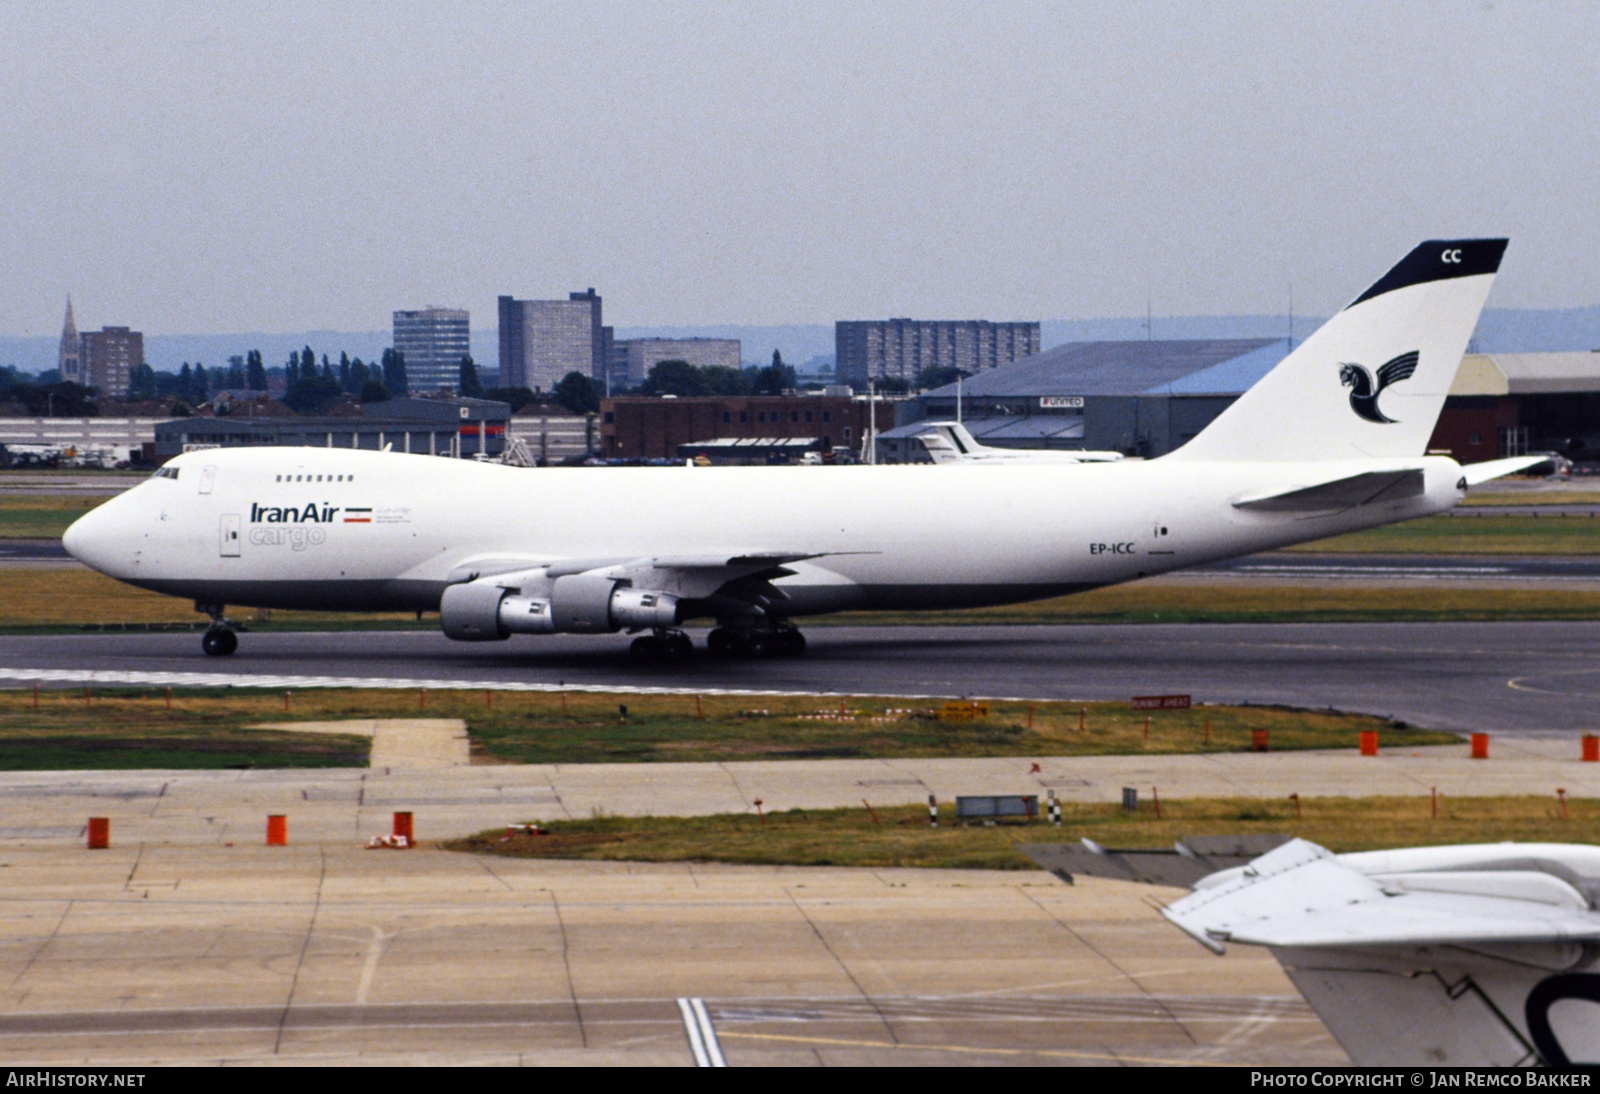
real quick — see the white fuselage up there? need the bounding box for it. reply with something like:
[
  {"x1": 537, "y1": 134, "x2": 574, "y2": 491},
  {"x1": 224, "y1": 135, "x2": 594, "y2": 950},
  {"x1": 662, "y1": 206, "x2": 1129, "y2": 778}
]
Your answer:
[{"x1": 64, "y1": 445, "x2": 1466, "y2": 618}]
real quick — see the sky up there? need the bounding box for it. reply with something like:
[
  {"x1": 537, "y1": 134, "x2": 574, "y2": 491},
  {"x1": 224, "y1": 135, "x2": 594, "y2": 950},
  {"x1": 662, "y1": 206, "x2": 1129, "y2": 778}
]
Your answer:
[{"x1": 4, "y1": 1, "x2": 1599, "y2": 336}]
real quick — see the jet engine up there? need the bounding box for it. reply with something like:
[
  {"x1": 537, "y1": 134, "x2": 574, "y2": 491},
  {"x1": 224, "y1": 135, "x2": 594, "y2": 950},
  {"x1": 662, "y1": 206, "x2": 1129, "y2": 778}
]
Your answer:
[{"x1": 440, "y1": 573, "x2": 681, "y2": 641}]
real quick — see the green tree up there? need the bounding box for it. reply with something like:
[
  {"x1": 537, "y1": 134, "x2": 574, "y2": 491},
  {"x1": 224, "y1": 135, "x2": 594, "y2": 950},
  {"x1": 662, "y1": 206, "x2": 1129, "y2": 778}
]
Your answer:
[
  {"x1": 246, "y1": 349, "x2": 268, "y2": 392},
  {"x1": 300, "y1": 346, "x2": 315, "y2": 376},
  {"x1": 127, "y1": 363, "x2": 156, "y2": 400},
  {"x1": 381, "y1": 348, "x2": 408, "y2": 396},
  {"x1": 553, "y1": 371, "x2": 599, "y2": 415},
  {"x1": 752, "y1": 350, "x2": 796, "y2": 396},
  {"x1": 285, "y1": 371, "x2": 345, "y2": 414},
  {"x1": 459, "y1": 355, "x2": 483, "y2": 398},
  {"x1": 915, "y1": 365, "x2": 967, "y2": 390},
  {"x1": 701, "y1": 365, "x2": 750, "y2": 396},
  {"x1": 639, "y1": 359, "x2": 708, "y2": 397},
  {"x1": 484, "y1": 386, "x2": 537, "y2": 412}
]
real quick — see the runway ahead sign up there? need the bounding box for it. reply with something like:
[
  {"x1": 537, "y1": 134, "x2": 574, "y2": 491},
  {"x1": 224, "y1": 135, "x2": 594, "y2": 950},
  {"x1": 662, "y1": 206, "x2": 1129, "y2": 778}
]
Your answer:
[{"x1": 1131, "y1": 694, "x2": 1191, "y2": 710}]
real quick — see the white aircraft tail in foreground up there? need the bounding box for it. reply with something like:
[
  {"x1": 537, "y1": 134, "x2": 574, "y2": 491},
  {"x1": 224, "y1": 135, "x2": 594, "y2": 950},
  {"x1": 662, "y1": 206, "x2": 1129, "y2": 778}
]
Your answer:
[
  {"x1": 1176, "y1": 840, "x2": 1600, "y2": 1066},
  {"x1": 1030, "y1": 838, "x2": 1600, "y2": 1066},
  {"x1": 64, "y1": 238, "x2": 1545, "y2": 659}
]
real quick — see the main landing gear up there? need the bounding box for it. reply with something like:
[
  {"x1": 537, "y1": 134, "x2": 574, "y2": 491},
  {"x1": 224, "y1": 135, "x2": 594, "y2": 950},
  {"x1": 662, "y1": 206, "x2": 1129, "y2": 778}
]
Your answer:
[
  {"x1": 706, "y1": 626, "x2": 806, "y2": 659},
  {"x1": 197, "y1": 601, "x2": 238, "y2": 657},
  {"x1": 629, "y1": 630, "x2": 695, "y2": 662}
]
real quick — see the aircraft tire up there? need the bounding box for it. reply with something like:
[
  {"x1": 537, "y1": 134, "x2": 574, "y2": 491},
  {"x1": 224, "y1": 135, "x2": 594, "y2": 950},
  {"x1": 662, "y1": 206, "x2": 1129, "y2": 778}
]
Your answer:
[
  {"x1": 745, "y1": 633, "x2": 771, "y2": 658},
  {"x1": 629, "y1": 636, "x2": 662, "y2": 661},
  {"x1": 706, "y1": 629, "x2": 742, "y2": 658},
  {"x1": 662, "y1": 634, "x2": 694, "y2": 660},
  {"x1": 778, "y1": 630, "x2": 806, "y2": 657},
  {"x1": 202, "y1": 628, "x2": 238, "y2": 657}
]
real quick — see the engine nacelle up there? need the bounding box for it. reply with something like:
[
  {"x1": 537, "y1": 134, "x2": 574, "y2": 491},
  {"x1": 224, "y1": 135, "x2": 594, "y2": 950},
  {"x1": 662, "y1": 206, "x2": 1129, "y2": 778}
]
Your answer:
[
  {"x1": 439, "y1": 580, "x2": 512, "y2": 641},
  {"x1": 610, "y1": 587, "x2": 682, "y2": 629},
  {"x1": 440, "y1": 575, "x2": 681, "y2": 640}
]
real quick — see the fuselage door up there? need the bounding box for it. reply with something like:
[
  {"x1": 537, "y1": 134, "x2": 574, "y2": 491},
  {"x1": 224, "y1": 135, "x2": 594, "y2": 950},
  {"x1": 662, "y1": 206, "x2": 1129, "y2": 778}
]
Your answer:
[
  {"x1": 200, "y1": 466, "x2": 217, "y2": 495},
  {"x1": 220, "y1": 514, "x2": 241, "y2": 557}
]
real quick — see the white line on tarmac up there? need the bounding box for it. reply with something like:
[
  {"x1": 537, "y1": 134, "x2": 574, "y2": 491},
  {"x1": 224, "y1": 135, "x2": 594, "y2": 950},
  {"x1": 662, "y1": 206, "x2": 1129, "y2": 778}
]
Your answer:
[
  {"x1": 0, "y1": 666, "x2": 1013, "y2": 702},
  {"x1": 678, "y1": 997, "x2": 727, "y2": 1067},
  {"x1": 356, "y1": 926, "x2": 390, "y2": 1005}
]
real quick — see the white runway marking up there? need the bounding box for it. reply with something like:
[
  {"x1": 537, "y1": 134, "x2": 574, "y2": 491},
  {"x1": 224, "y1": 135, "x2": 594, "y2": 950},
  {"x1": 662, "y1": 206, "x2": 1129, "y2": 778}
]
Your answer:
[
  {"x1": 0, "y1": 666, "x2": 996, "y2": 702},
  {"x1": 678, "y1": 997, "x2": 727, "y2": 1067},
  {"x1": 356, "y1": 926, "x2": 390, "y2": 1005}
]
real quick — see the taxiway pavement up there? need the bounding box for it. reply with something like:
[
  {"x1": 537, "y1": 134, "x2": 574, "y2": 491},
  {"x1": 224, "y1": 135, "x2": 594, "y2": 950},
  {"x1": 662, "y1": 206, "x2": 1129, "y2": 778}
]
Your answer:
[
  {"x1": 2, "y1": 620, "x2": 1598, "y2": 734},
  {"x1": 0, "y1": 845, "x2": 1337, "y2": 1066}
]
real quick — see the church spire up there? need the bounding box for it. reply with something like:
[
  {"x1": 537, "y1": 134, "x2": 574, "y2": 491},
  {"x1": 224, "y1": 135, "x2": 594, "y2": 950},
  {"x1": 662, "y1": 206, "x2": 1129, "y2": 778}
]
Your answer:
[{"x1": 59, "y1": 296, "x2": 81, "y2": 383}]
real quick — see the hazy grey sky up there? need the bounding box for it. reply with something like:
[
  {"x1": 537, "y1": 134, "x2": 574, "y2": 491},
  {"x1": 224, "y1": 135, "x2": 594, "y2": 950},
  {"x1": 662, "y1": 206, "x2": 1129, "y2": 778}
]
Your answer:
[{"x1": 4, "y1": 1, "x2": 1598, "y2": 335}]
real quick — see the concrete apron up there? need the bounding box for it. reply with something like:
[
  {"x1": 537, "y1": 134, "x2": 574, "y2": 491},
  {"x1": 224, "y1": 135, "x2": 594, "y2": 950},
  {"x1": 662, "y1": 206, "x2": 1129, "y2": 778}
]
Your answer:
[{"x1": 0, "y1": 726, "x2": 1593, "y2": 849}]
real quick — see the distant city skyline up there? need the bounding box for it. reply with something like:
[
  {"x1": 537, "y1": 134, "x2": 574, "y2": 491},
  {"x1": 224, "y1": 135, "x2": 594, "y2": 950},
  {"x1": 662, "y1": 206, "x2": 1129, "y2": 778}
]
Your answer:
[
  {"x1": 3, "y1": 3, "x2": 1598, "y2": 337},
  {"x1": 10, "y1": 302, "x2": 1600, "y2": 381}
]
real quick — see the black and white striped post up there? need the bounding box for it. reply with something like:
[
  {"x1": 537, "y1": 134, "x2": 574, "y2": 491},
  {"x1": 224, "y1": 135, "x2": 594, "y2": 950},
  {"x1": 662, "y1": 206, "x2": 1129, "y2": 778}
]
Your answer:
[
  {"x1": 1047, "y1": 789, "x2": 1061, "y2": 826},
  {"x1": 928, "y1": 794, "x2": 938, "y2": 827}
]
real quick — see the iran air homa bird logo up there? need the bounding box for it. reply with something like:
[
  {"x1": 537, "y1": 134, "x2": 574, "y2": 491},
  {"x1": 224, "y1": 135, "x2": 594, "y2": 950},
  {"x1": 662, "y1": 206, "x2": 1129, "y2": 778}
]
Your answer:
[{"x1": 1338, "y1": 351, "x2": 1419, "y2": 424}]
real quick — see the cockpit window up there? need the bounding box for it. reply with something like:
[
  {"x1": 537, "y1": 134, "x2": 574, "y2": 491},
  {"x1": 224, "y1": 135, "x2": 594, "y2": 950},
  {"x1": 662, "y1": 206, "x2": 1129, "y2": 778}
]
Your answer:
[{"x1": 150, "y1": 467, "x2": 179, "y2": 481}]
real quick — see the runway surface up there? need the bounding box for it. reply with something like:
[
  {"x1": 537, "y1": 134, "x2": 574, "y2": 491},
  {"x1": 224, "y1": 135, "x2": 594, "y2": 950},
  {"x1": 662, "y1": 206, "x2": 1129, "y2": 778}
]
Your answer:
[
  {"x1": 3, "y1": 621, "x2": 1597, "y2": 733},
  {"x1": 1195, "y1": 552, "x2": 1600, "y2": 581}
]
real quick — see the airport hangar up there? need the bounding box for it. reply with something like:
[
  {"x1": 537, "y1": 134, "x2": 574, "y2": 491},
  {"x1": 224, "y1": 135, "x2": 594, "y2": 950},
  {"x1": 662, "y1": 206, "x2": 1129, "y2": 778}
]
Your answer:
[
  {"x1": 873, "y1": 340, "x2": 1600, "y2": 464},
  {"x1": 153, "y1": 396, "x2": 514, "y2": 461}
]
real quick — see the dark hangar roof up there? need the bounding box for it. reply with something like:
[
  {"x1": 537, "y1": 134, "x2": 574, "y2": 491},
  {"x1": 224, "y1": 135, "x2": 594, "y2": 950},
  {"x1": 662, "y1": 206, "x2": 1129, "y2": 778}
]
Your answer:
[{"x1": 922, "y1": 339, "x2": 1281, "y2": 398}]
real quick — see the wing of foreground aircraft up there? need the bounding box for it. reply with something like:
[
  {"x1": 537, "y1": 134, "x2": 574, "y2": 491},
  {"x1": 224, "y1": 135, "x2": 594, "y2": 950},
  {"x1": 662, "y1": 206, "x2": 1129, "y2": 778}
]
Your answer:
[{"x1": 1029, "y1": 839, "x2": 1600, "y2": 1066}]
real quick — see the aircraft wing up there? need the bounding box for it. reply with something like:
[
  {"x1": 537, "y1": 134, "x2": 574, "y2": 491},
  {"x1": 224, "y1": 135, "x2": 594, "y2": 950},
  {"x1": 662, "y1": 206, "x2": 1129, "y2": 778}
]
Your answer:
[
  {"x1": 441, "y1": 549, "x2": 864, "y2": 604},
  {"x1": 1161, "y1": 838, "x2": 1600, "y2": 954},
  {"x1": 1151, "y1": 838, "x2": 1600, "y2": 1066}
]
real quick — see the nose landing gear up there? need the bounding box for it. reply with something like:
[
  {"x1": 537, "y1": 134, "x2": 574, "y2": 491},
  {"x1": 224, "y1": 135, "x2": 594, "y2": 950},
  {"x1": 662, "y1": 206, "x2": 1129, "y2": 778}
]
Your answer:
[
  {"x1": 196, "y1": 601, "x2": 239, "y2": 657},
  {"x1": 201, "y1": 627, "x2": 238, "y2": 657}
]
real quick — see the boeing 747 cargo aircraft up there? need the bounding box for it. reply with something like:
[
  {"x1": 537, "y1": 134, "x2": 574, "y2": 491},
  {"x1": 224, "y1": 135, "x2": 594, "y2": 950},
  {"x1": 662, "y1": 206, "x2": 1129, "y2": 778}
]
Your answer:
[{"x1": 64, "y1": 239, "x2": 1539, "y2": 659}]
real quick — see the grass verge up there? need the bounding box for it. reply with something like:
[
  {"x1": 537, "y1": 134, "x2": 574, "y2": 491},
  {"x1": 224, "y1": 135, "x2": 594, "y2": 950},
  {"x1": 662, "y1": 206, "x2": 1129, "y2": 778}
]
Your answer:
[
  {"x1": 7, "y1": 567, "x2": 1600, "y2": 631},
  {"x1": 446, "y1": 795, "x2": 1600, "y2": 870},
  {"x1": 1284, "y1": 514, "x2": 1600, "y2": 554},
  {"x1": 0, "y1": 495, "x2": 111, "y2": 540},
  {"x1": 0, "y1": 688, "x2": 1452, "y2": 765}
]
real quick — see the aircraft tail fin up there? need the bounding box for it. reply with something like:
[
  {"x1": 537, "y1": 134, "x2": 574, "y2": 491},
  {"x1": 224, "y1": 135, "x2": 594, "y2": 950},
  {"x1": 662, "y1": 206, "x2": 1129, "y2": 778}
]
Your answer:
[{"x1": 1170, "y1": 239, "x2": 1507, "y2": 462}]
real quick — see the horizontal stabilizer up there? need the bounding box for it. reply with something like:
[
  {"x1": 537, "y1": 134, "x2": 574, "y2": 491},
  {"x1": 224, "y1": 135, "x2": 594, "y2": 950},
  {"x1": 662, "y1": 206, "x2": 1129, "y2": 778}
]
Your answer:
[
  {"x1": 1233, "y1": 468, "x2": 1425, "y2": 512},
  {"x1": 1461, "y1": 455, "x2": 1552, "y2": 485}
]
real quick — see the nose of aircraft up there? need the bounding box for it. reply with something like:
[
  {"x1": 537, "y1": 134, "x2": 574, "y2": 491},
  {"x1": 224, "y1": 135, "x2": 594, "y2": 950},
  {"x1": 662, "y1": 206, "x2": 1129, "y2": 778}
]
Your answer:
[{"x1": 62, "y1": 503, "x2": 119, "y2": 575}]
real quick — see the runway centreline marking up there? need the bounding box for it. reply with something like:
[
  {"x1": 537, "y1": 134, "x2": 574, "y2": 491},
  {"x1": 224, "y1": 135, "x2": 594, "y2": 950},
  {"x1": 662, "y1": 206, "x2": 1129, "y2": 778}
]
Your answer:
[{"x1": 0, "y1": 666, "x2": 1024, "y2": 703}]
